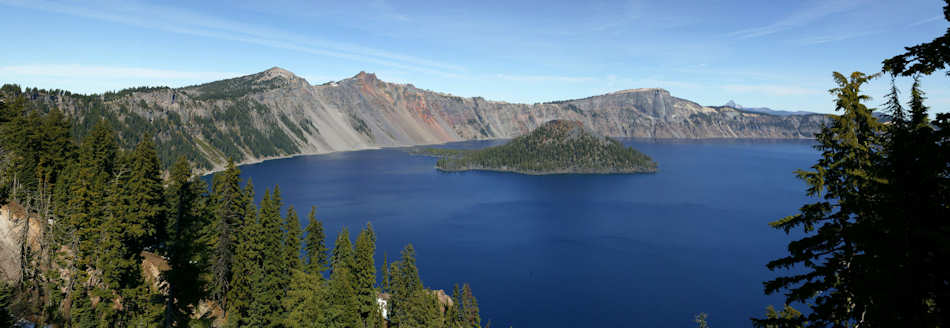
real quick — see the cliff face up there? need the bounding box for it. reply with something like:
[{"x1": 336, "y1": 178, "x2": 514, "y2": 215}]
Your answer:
[{"x1": 13, "y1": 67, "x2": 827, "y2": 171}]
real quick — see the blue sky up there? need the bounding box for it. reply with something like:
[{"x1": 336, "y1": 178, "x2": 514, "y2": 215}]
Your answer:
[{"x1": 0, "y1": 0, "x2": 948, "y2": 113}]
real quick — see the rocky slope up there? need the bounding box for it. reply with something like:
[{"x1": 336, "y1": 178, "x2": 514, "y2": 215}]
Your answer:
[
  {"x1": 8, "y1": 67, "x2": 828, "y2": 172},
  {"x1": 432, "y1": 120, "x2": 657, "y2": 174}
]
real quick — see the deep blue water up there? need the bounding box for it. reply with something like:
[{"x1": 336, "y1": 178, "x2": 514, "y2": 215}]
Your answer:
[{"x1": 232, "y1": 139, "x2": 818, "y2": 327}]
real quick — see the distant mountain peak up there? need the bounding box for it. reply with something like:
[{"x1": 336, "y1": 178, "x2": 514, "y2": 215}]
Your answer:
[
  {"x1": 353, "y1": 71, "x2": 379, "y2": 82},
  {"x1": 258, "y1": 66, "x2": 301, "y2": 81},
  {"x1": 719, "y1": 100, "x2": 815, "y2": 116},
  {"x1": 610, "y1": 88, "x2": 669, "y2": 96}
]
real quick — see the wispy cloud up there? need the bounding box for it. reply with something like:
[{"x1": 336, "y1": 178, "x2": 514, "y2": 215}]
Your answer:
[
  {"x1": 796, "y1": 29, "x2": 876, "y2": 45},
  {"x1": 722, "y1": 84, "x2": 820, "y2": 96},
  {"x1": 0, "y1": 64, "x2": 239, "y2": 81},
  {"x1": 909, "y1": 15, "x2": 945, "y2": 27},
  {"x1": 495, "y1": 74, "x2": 595, "y2": 83},
  {"x1": 729, "y1": 0, "x2": 860, "y2": 39},
  {"x1": 0, "y1": 0, "x2": 462, "y2": 77}
]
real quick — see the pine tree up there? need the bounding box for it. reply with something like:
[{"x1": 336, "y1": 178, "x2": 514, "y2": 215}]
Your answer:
[
  {"x1": 354, "y1": 223, "x2": 378, "y2": 326},
  {"x1": 381, "y1": 253, "x2": 390, "y2": 294},
  {"x1": 460, "y1": 284, "x2": 481, "y2": 328},
  {"x1": 226, "y1": 180, "x2": 259, "y2": 328},
  {"x1": 883, "y1": 0, "x2": 950, "y2": 76},
  {"x1": 247, "y1": 188, "x2": 287, "y2": 328},
  {"x1": 282, "y1": 268, "x2": 327, "y2": 328},
  {"x1": 325, "y1": 227, "x2": 360, "y2": 328},
  {"x1": 756, "y1": 72, "x2": 884, "y2": 326},
  {"x1": 162, "y1": 156, "x2": 207, "y2": 327},
  {"x1": 66, "y1": 120, "x2": 117, "y2": 268},
  {"x1": 304, "y1": 206, "x2": 329, "y2": 277},
  {"x1": 446, "y1": 284, "x2": 463, "y2": 328},
  {"x1": 0, "y1": 283, "x2": 15, "y2": 328},
  {"x1": 390, "y1": 244, "x2": 441, "y2": 328},
  {"x1": 284, "y1": 206, "x2": 304, "y2": 272},
  {"x1": 97, "y1": 135, "x2": 166, "y2": 326},
  {"x1": 211, "y1": 159, "x2": 243, "y2": 307},
  {"x1": 908, "y1": 75, "x2": 930, "y2": 127},
  {"x1": 69, "y1": 287, "x2": 97, "y2": 328}
]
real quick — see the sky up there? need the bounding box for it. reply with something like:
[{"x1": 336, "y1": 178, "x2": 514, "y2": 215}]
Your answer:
[{"x1": 0, "y1": 0, "x2": 948, "y2": 114}]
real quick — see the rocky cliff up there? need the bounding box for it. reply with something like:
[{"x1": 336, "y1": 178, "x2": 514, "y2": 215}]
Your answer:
[{"x1": 9, "y1": 67, "x2": 827, "y2": 172}]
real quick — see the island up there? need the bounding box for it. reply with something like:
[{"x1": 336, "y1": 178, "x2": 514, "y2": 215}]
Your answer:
[{"x1": 416, "y1": 120, "x2": 658, "y2": 175}]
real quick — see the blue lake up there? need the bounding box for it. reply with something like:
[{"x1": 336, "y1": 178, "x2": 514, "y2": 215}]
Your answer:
[{"x1": 233, "y1": 139, "x2": 817, "y2": 327}]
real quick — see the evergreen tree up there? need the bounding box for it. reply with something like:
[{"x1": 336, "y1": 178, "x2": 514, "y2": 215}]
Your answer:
[
  {"x1": 304, "y1": 206, "x2": 329, "y2": 277},
  {"x1": 36, "y1": 109, "x2": 74, "y2": 195},
  {"x1": 389, "y1": 244, "x2": 440, "y2": 328},
  {"x1": 756, "y1": 305, "x2": 803, "y2": 328},
  {"x1": 756, "y1": 72, "x2": 883, "y2": 326},
  {"x1": 0, "y1": 283, "x2": 14, "y2": 328},
  {"x1": 868, "y1": 75, "x2": 950, "y2": 325},
  {"x1": 66, "y1": 120, "x2": 117, "y2": 268},
  {"x1": 255, "y1": 187, "x2": 290, "y2": 327},
  {"x1": 284, "y1": 206, "x2": 304, "y2": 272},
  {"x1": 211, "y1": 159, "x2": 242, "y2": 307},
  {"x1": 97, "y1": 135, "x2": 166, "y2": 326},
  {"x1": 226, "y1": 180, "x2": 259, "y2": 328},
  {"x1": 354, "y1": 223, "x2": 378, "y2": 326},
  {"x1": 908, "y1": 75, "x2": 930, "y2": 127},
  {"x1": 282, "y1": 268, "x2": 327, "y2": 328},
  {"x1": 326, "y1": 227, "x2": 360, "y2": 328},
  {"x1": 460, "y1": 283, "x2": 481, "y2": 328},
  {"x1": 883, "y1": 0, "x2": 950, "y2": 76},
  {"x1": 447, "y1": 284, "x2": 463, "y2": 328},
  {"x1": 69, "y1": 287, "x2": 97, "y2": 328},
  {"x1": 381, "y1": 253, "x2": 390, "y2": 294},
  {"x1": 162, "y1": 156, "x2": 207, "y2": 327}
]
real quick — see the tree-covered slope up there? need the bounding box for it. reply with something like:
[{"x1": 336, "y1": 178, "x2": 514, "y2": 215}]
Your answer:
[{"x1": 433, "y1": 120, "x2": 657, "y2": 174}]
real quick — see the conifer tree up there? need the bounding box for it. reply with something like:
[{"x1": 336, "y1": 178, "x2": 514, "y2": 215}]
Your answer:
[
  {"x1": 0, "y1": 283, "x2": 14, "y2": 328},
  {"x1": 248, "y1": 188, "x2": 287, "y2": 328},
  {"x1": 447, "y1": 284, "x2": 463, "y2": 328},
  {"x1": 389, "y1": 244, "x2": 440, "y2": 328},
  {"x1": 460, "y1": 283, "x2": 481, "y2": 328},
  {"x1": 69, "y1": 287, "x2": 97, "y2": 328},
  {"x1": 756, "y1": 72, "x2": 883, "y2": 326},
  {"x1": 381, "y1": 253, "x2": 390, "y2": 294},
  {"x1": 282, "y1": 267, "x2": 327, "y2": 328},
  {"x1": 211, "y1": 159, "x2": 242, "y2": 307},
  {"x1": 66, "y1": 120, "x2": 117, "y2": 268},
  {"x1": 284, "y1": 206, "x2": 303, "y2": 272},
  {"x1": 304, "y1": 206, "x2": 329, "y2": 277},
  {"x1": 97, "y1": 135, "x2": 166, "y2": 326},
  {"x1": 162, "y1": 156, "x2": 207, "y2": 327},
  {"x1": 354, "y1": 223, "x2": 378, "y2": 326},
  {"x1": 326, "y1": 227, "x2": 360, "y2": 328},
  {"x1": 883, "y1": 0, "x2": 950, "y2": 76},
  {"x1": 226, "y1": 180, "x2": 259, "y2": 328}
]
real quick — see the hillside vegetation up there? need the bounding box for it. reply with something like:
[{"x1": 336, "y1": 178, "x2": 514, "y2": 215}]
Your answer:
[{"x1": 431, "y1": 120, "x2": 657, "y2": 174}]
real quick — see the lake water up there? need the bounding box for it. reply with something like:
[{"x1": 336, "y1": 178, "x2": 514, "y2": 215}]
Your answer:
[{"x1": 234, "y1": 139, "x2": 818, "y2": 327}]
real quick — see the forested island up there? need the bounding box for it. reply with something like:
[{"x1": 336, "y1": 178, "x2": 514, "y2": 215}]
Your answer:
[{"x1": 420, "y1": 120, "x2": 657, "y2": 175}]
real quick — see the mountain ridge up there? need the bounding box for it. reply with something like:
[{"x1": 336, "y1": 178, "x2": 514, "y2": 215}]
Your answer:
[
  {"x1": 4, "y1": 67, "x2": 829, "y2": 172},
  {"x1": 720, "y1": 100, "x2": 816, "y2": 116}
]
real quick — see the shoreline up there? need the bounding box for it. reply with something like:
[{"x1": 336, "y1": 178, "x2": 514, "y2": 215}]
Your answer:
[
  {"x1": 198, "y1": 135, "x2": 814, "y2": 176},
  {"x1": 435, "y1": 166, "x2": 658, "y2": 175}
]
